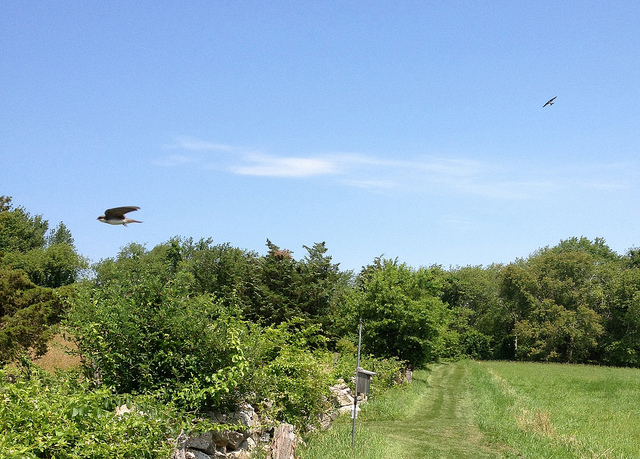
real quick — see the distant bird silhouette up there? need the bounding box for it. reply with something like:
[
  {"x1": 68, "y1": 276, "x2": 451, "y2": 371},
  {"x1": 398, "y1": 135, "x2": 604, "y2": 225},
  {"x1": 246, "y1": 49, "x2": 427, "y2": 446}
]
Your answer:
[
  {"x1": 543, "y1": 96, "x2": 557, "y2": 107},
  {"x1": 97, "y1": 206, "x2": 142, "y2": 226}
]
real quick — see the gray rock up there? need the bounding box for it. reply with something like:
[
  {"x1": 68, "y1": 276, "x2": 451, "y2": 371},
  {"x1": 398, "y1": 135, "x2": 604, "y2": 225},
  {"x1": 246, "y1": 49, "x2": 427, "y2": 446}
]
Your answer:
[
  {"x1": 185, "y1": 449, "x2": 211, "y2": 459},
  {"x1": 186, "y1": 432, "x2": 214, "y2": 452}
]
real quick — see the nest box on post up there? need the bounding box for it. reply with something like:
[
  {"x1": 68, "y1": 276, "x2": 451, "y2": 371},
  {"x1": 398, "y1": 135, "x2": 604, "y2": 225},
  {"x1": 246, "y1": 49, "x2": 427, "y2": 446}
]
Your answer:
[{"x1": 355, "y1": 367, "x2": 376, "y2": 395}]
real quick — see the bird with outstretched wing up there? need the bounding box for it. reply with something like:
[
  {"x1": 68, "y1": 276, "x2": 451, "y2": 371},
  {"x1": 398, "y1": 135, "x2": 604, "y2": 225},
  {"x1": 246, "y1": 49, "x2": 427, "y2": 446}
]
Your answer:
[
  {"x1": 543, "y1": 96, "x2": 557, "y2": 107},
  {"x1": 97, "y1": 206, "x2": 142, "y2": 226}
]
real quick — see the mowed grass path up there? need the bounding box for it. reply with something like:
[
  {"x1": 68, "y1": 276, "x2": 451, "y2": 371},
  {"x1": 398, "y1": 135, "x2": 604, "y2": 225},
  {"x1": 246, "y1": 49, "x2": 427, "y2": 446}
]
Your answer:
[
  {"x1": 301, "y1": 362, "x2": 509, "y2": 459},
  {"x1": 302, "y1": 361, "x2": 640, "y2": 458},
  {"x1": 371, "y1": 363, "x2": 505, "y2": 458}
]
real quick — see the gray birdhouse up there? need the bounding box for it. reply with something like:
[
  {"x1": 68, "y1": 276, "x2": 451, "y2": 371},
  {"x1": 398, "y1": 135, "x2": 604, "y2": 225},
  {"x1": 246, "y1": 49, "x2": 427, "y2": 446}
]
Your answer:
[{"x1": 355, "y1": 367, "x2": 376, "y2": 394}]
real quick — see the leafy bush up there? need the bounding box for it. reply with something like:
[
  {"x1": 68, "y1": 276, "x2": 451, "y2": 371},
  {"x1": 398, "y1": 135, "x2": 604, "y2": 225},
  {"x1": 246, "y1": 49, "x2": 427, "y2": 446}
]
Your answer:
[
  {"x1": 0, "y1": 367, "x2": 180, "y2": 458},
  {"x1": 460, "y1": 330, "x2": 492, "y2": 360},
  {"x1": 237, "y1": 320, "x2": 332, "y2": 429},
  {"x1": 262, "y1": 347, "x2": 333, "y2": 427},
  {"x1": 65, "y1": 270, "x2": 247, "y2": 411},
  {"x1": 331, "y1": 352, "x2": 405, "y2": 395}
]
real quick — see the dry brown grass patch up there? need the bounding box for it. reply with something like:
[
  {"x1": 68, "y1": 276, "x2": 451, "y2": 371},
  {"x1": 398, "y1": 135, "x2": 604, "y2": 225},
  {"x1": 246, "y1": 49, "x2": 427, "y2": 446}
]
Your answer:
[{"x1": 33, "y1": 333, "x2": 81, "y2": 372}]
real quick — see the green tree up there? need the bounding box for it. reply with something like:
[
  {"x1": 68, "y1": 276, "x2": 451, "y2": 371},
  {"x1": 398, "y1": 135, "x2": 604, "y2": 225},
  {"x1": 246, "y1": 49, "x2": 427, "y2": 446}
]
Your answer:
[
  {"x1": 600, "y1": 264, "x2": 640, "y2": 366},
  {"x1": 297, "y1": 242, "x2": 343, "y2": 319},
  {"x1": 0, "y1": 196, "x2": 48, "y2": 254},
  {"x1": 0, "y1": 197, "x2": 86, "y2": 287},
  {"x1": 3, "y1": 243, "x2": 86, "y2": 288},
  {"x1": 623, "y1": 246, "x2": 640, "y2": 269},
  {"x1": 0, "y1": 197, "x2": 82, "y2": 364},
  {"x1": 346, "y1": 258, "x2": 449, "y2": 367},
  {"x1": 439, "y1": 264, "x2": 503, "y2": 359},
  {"x1": 546, "y1": 236, "x2": 621, "y2": 264},
  {"x1": 499, "y1": 244, "x2": 606, "y2": 363},
  {"x1": 46, "y1": 222, "x2": 75, "y2": 247},
  {"x1": 498, "y1": 262, "x2": 537, "y2": 359},
  {"x1": 250, "y1": 240, "x2": 345, "y2": 326},
  {"x1": 0, "y1": 267, "x2": 71, "y2": 364},
  {"x1": 179, "y1": 237, "x2": 261, "y2": 311}
]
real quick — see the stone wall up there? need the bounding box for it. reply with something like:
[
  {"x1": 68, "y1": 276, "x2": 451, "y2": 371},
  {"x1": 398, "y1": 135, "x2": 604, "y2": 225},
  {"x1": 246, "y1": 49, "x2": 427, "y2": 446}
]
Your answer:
[
  {"x1": 172, "y1": 404, "x2": 267, "y2": 459},
  {"x1": 168, "y1": 373, "x2": 405, "y2": 458}
]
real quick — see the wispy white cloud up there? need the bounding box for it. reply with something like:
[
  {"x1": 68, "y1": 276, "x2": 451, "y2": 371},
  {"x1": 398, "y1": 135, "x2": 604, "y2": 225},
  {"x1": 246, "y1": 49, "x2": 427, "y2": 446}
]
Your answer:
[
  {"x1": 230, "y1": 153, "x2": 341, "y2": 177},
  {"x1": 155, "y1": 137, "x2": 635, "y2": 200}
]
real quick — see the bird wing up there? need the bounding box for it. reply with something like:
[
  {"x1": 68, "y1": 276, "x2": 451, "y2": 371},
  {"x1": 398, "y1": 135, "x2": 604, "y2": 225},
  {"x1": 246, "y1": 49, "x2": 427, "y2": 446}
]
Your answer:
[
  {"x1": 104, "y1": 206, "x2": 140, "y2": 219},
  {"x1": 543, "y1": 96, "x2": 557, "y2": 107}
]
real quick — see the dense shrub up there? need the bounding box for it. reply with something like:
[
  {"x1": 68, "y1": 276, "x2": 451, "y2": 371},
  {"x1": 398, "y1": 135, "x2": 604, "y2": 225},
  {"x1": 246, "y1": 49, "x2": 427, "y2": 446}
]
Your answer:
[
  {"x1": 262, "y1": 347, "x2": 334, "y2": 426},
  {"x1": 331, "y1": 352, "x2": 405, "y2": 395},
  {"x1": 65, "y1": 272, "x2": 247, "y2": 411},
  {"x1": 0, "y1": 367, "x2": 180, "y2": 459}
]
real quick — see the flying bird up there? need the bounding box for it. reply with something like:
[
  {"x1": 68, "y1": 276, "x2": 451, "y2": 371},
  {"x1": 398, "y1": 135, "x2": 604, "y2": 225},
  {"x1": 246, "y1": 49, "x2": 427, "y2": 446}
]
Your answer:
[
  {"x1": 543, "y1": 96, "x2": 557, "y2": 107},
  {"x1": 97, "y1": 206, "x2": 142, "y2": 226}
]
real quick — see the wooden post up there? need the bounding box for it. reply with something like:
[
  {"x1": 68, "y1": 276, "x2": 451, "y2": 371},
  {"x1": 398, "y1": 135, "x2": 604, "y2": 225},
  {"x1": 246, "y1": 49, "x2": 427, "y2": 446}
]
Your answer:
[{"x1": 269, "y1": 423, "x2": 296, "y2": 459}]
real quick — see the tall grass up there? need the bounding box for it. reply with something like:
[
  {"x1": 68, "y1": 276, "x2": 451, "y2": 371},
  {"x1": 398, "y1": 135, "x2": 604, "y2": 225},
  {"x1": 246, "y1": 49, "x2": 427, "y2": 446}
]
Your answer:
[
  {"x1": 468, "y1": 361, "x2": 640, "y2": 458},
  {"x1": 298, "y1": 417, "x2": 388, "y2": 459}
]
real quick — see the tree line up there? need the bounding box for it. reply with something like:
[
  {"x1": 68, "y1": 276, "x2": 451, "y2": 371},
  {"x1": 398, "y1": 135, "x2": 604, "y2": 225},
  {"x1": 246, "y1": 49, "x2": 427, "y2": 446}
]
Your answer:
[{"x1": 3, "y1": 195, "x2": 640, "y2": 388}]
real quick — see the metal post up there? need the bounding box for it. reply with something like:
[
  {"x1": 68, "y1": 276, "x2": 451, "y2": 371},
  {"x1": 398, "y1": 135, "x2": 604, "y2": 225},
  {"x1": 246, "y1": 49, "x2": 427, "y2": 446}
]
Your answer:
[{"x1": 351, "y1": 318, "x2": 363, "y2": 448}]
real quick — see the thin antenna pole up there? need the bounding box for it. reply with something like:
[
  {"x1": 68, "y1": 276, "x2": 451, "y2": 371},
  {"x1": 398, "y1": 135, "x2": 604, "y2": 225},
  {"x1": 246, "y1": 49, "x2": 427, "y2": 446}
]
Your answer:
[{"x1": 351, "y1": 318, "x2": 363, "y2": 448}]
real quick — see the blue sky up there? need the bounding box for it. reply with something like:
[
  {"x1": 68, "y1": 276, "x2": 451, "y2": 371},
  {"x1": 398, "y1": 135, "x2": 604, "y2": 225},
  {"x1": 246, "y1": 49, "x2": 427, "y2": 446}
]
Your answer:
[{"x1": 2, "y1": 1, "x2": 639, "y2": 271}]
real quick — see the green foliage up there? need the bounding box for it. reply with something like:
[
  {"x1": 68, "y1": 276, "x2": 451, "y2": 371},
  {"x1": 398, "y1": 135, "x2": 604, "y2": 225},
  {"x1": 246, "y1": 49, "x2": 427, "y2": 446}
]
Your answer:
[
  {"x1": 263, "y1": 347, "x2": 333, "y2": 426},
  {"x1": 499, "y1": 245, "x2": 606, "y2": 363},
  {"x1": 3, "y1": 243, "x2": 87, "y2": 288},
  {"x1": 0, "y1": 267, "x2": 73, "y2": 364},
  {"x1": 0, "y1": 196, "x2": 48, "y2": 255},
  {"x1": 544, "y1": 236, "x2": 621, "y2": 264},
  {"x1": 46, "y1": 222, "x2": 76, "y2": 247},
  {"x1": 249, "y1": 240, "x2": 347, "y2": 326},
  {"x1": 180, "y1": 237, "x2": 261, "y2": 305},
  {"x1": 439, "y1": 264, "x2": 506, "y2": 357},
  {"x1": 624, "y1": 246, "x2": 640, "y2": 268},
  {"x1": 599, "y1": 265, "x2": 640, "y2": 366},
  {"x1": 0, "y1": 197, "x2": 86, "y2": 289},
  {"x1": 66, "y1": 248, "x2": 247, "y2": 411},
  {"x1": 0, "y1": 366, "x2": 221, "y2": 459},
  {"x1": 344, "y1": 258, "x2": 449, "y2": 368},
  {"x1": 459, "y1": 329, "x2": 492, "y2": 360},
  {"x1": 238, "y1": 320, "x2": 331, "y2": 428}
]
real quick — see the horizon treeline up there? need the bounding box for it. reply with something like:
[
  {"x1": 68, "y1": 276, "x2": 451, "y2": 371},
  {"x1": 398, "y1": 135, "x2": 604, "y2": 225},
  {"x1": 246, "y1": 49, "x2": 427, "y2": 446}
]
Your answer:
[{"x1": 3, "y1": 194, "x2": 640, "y2": 372}]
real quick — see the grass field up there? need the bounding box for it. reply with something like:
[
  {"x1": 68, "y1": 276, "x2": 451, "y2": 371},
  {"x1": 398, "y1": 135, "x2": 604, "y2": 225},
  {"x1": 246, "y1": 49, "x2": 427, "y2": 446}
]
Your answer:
[
  {"x1": 471, "y1": 361, "x2": 640, "y2": 458},
  {"x1": 300, "y1": 361, "x2": 640, "y2": 458}
]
